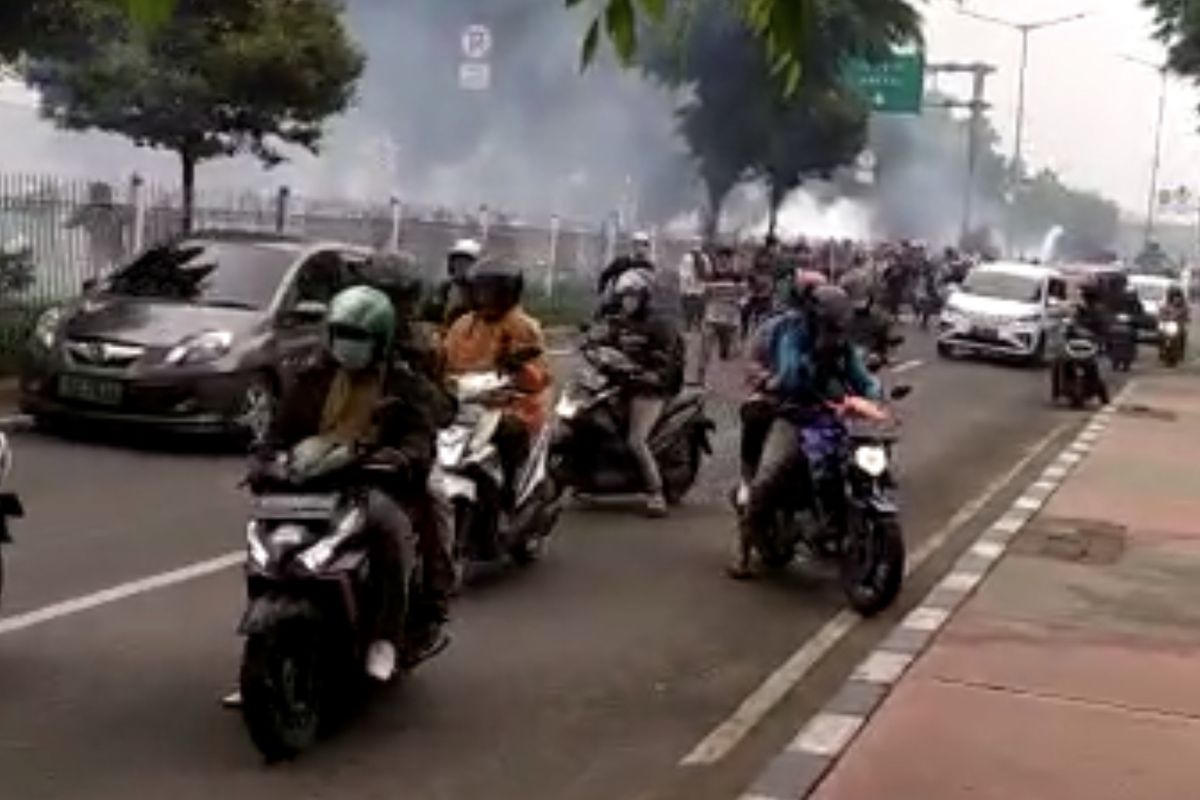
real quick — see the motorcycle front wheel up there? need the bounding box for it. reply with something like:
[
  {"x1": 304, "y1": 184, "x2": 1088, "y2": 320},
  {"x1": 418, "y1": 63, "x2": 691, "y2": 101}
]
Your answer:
[
  {"x1": 240, "y1": 629, "x2": 324, "y2": 762},
  {"x1": 840, "y1": 515, "x2": 905, "y2": 617}
]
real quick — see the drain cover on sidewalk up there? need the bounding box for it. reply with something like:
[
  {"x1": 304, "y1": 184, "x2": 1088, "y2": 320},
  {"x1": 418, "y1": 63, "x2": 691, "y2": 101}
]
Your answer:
[
  {"x1": 1013, "y1": 517, "x2": 1127, "y2": 565},
  {"x1": 1116, "y1": 403, "x2": 1177, "y2": 422}
]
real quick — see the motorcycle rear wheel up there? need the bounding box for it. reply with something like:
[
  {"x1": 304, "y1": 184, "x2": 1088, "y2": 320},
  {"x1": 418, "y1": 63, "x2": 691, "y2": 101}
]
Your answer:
[
  {"x1": 663, "y1": 442, "x2": 702, "y2": 506},
  {"x1": 240, "y1": 630, "x2": 323, "y2": 762},
  {"x1": 840, "y1": 516, "x2": 905, "y2": 617}
]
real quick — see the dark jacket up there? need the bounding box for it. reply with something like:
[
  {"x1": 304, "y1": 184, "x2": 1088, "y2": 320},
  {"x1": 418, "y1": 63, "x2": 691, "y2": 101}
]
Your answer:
[
  {"x1": 590, "y1": 310, "x2": 684, "y2": 397},
  {"x1": 421, "y1": 279, "x2": 472, "y2": 329},
  {"x1": 265, "y1": 351, "x2": 454, "y2": 492}
]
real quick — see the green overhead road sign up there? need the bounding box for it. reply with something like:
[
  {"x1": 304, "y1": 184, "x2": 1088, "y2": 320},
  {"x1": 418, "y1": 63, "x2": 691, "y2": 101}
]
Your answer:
[{"x1": 845, "y1": 52, "x2": 925, "y2": 115}]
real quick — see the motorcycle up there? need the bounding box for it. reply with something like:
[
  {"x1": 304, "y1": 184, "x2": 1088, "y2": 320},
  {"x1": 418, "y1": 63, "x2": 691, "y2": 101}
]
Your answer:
[
  {"x1": 430, "y1": 367, "x2": 562, "y2": 576},
  {"x1": 552, "y1": 344, "x2": 714, "y2": 504},
  {"x1": 740, "y1": 388, "x2": 911, "y2": 616},
  {"x1": 0, "y1": 433, "x2": 23, "y2": 608},
  {"x1": 1159, "y1": 318, "x2": 1186, "y2": 367},
  {"x1": 1107, "y1": 313, "x2": 1137, "y2": 372},
  {"x1": 1051, "y1": 332, "x2": 1105, "y2": 409},
  {"x1": 237, "y1": 435, "x2": 436, "y2": 761}
]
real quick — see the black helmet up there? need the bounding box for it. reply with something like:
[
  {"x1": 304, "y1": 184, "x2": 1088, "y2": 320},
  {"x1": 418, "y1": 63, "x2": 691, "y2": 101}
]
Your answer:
[
  {"x1": 362, "y1": 252, "x2": 424, "y2": 319},
  {"x1": 811, "y1": 285, "x2": 853, "y2": 334},
  {"x1": 469, "y1": 258, "x2": 524, "y2": 319}
]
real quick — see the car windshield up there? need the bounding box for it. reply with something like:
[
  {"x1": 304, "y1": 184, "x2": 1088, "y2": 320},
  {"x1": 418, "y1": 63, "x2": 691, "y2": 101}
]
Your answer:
[
  {"x1": 103, "y1": 242, "x2": 297, "y2": 310},
  {"x1": 962, "y1": 271, "x2": 1043, "y2": 303},
  {"x1": 1132, "y1": 280, "x2": 1170, "y2": 304}
]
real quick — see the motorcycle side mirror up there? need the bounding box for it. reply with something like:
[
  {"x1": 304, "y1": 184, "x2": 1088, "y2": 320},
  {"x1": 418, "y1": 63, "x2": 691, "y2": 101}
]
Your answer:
[
  {"x1": 866, "y1": 353, "x2": 885, "y2": 373},
  {"x1": 890, "y1": 385, "x2": 913, "y2": 401}
]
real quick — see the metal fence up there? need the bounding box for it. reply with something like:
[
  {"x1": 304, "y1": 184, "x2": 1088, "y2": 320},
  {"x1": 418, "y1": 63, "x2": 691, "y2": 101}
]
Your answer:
[{"x1": 0, "y1": 172, "x2": 699, "y2": 304}]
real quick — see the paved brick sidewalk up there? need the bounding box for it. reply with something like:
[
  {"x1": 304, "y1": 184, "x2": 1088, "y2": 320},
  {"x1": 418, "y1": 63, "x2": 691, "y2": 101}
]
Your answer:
[{"x1": 800, "y1": 373, "x2": 1200, "y2": 799}]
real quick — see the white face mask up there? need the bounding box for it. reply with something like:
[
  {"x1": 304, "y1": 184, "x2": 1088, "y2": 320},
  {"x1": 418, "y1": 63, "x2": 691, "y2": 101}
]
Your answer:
[{"x1": 330, "y1": 337, "x2": 374, "y2": 371}]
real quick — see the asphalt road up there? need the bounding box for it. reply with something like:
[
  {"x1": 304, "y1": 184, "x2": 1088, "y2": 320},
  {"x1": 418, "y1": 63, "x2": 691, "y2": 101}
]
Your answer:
[{"x1": 0, "y1": 327, "x2": 1120, "y2": 800}]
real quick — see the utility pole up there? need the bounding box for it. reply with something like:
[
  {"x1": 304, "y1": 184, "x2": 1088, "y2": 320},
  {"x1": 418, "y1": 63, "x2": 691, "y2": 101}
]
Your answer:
[
  {"x1": 1121, "y1": 54, "x2": 1170, "y2": 247},
  {"x1": 926, "y1": 62, "x2": 995, "y2": 245}
]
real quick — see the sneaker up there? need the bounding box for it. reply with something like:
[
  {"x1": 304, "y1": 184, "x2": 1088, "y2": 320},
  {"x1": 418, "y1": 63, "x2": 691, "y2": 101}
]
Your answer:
[
  {"x1": 221, "y1": 689, "x2": 243, "y2": 709},
  {"x1": 645, "y1": 493, "x2": 668, "y2": 518},
  {"x1": 365, "y1": 640, "x2": 398, "y2": 683}
]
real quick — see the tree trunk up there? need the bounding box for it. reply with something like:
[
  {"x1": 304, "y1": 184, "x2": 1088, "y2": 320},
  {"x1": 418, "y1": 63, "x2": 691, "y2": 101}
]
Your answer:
[
  {"x1": 180, "y1": 149, "x2": 197, "y2": 234},
  {"x1": 767, "y1": 176, "x2": 785, "y2": 240},
  {"x1": 703, "y1": 178, "x2": 731, "y2": 245}
]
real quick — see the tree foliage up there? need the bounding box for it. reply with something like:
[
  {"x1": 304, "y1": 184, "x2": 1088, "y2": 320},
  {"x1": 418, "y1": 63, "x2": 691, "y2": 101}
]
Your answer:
[
  {"x1": 642, "y1": 0, "x2": 911, "y2": 237},
  {"x1": 19, "y1": 0, "x2": 363, "y2": 231}
]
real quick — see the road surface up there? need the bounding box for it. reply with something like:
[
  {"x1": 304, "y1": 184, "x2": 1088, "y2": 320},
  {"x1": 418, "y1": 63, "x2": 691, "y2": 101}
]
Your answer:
[{"x1": 0, "y1": 328, "x2": 1115, "y2": 800}]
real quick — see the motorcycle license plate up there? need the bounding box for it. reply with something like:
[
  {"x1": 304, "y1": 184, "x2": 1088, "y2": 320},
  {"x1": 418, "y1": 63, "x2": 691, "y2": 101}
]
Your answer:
[{"x1": 253, "y1": 494, "x2": 339, "y2": 520}]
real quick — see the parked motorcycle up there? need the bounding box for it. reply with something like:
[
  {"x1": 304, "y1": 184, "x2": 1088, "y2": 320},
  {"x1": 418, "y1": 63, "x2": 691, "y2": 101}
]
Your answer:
[
  {"x1": 739, "y1": 388, "x2": 910, "y2": 616},
  {"x1": 1051, "y1": 331, "x2": 1106, "y2": 409},
  {"x1": 552, "y1": 344, "x2": 713, "y2": 504},
  {"x1": 1159, "y1": 318, "x2": 1186, "y2": 367},
  {"x1": 430, "y1": 368, "x2": 562, "y2": 576},
  {"x1": 237, "y1": 436, "x2": 436, "y2": 761},
  {"x1": 1107, "y1": 313, "x2": 1137, "y2": 372},
  {"x1": 0, "y1": 433, "x2": 23, "y2": 607}
]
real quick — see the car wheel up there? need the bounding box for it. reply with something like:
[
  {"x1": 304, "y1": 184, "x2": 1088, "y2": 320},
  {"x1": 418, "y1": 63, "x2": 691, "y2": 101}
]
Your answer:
[
  {"x1": 936, "y1": 342, "x2": 955, "y2": 359},
  {"x1": 238, "y1": 375, "x2": 277, "y2": 444}
]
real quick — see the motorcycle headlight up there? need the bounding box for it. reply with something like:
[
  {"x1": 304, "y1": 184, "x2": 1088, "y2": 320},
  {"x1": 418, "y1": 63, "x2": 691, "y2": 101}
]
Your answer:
[
  {"x1": 33, "y1": 307, "x2": 63, "y2": 350},
  {"x1": 853, "y1": 445, "x2": 889, "y2": 477},
  {"x1": 555, "y1": 394, "x2": 580, "y2": 420},
  {"x1": 165, "y1": 329, "x2": 233, "y2": 366},
  {"x1": 298, "y1": 506, "x2": 364, "y2": 572},
  {"x1": 246, "y1": 521, "x2": 269, "y2": 568},
  {"x1": 1161, "y1": 320, "x2": 1180, "y2": 337}
]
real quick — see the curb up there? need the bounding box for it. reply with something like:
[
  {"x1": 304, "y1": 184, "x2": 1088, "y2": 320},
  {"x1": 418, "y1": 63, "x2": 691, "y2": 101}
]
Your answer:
[{"x1": 739, "y1": 389, "x2": 1131, "y2": 800}]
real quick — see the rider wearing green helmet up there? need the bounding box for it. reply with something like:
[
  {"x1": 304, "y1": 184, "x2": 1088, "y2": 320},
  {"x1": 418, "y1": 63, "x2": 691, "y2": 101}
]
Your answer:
[{"x1": 236, "y1": 284, "x2": 454, "y2": 696}]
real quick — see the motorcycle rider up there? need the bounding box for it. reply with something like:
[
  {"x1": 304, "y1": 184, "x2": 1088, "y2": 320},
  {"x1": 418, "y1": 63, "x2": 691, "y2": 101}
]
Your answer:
[
  {"x1": 423, "y1": 238, "x2": 482, "y2": 329},
  {"x1": 1161, "y1": 284, "x2": 1191, "y2": 352},
  {"x1": 598, "y1": 231, "x2": 656, "y2": 301},
  {"x1": 730, "y1": 282, "x2": 881, "y2": 580},
  {"x1": 1057, "y1": 281, "x2": 1111, "y2": 406},
  {"x1": 839, "y1": 269, "x2": 895, "y2": 363},
  {"x1": 442, "y1": 258, "x2": 553, "y2": 509},
  {"x1": 225, "y1": 286, "x2": 455, "y2": 706},
  {"x1": 588, "y1": 268, "x2": 685, "y2": 516}
]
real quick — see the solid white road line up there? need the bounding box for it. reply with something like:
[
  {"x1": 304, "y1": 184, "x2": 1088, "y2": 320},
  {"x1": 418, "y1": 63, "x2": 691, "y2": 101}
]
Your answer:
[
  {"x1": 679, "y1": 421, "x2": 1069, "y2": 766},
  {"x1": 889, "y1": 359, "x2": 924, "y2": 376},
  {"x1": 0, "y1": 414, "x2": 33, "y2": 431},
  {"x1": 0, "y1": 551, "x2": 243, "y2": 637}
]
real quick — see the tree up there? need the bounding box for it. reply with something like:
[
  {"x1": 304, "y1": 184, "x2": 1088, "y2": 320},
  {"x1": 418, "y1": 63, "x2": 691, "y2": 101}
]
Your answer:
[
  {"x1": 0, "y1": 247, "x2": 35, "y2": 301},
  {"x1": 642, "y1": 0, "x2": 907, "y2": 237},
  {"x1": 22, "y1": 0, "x2": 363, "y2": 231}
]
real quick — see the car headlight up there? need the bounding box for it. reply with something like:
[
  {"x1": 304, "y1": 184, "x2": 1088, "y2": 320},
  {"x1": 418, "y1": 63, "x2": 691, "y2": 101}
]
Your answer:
[
  {"x1": 1014, "y1": 313, "x2": 1042, "y2": 324},
  {"x1": 853, "y1": 445, "x2": 889, "y2": 477},
  {"x1": 32, "y1": 307, "x2": 63, "y2": 350},
  {"x1": 165, "y1": 330, "x2": 233, "y2": 365}
]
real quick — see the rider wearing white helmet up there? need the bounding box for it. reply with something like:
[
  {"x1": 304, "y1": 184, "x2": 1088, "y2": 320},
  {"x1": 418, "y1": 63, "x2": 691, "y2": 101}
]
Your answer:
[
  {"x1": 423, "y1": 238, "x2": 483, "y2": 328},
  {"x1": 590, "y1": 268, "x2": 684, "y2": 516}
]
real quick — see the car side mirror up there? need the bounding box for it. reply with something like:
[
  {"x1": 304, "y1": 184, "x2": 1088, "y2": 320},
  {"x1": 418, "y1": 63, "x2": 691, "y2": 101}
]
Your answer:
[
  {"x1": 282, "y1": 300, "x2": 328, "y2": 326},
  {"x1": 890, "y1": 385, "x2": 913, "y2": 401}
]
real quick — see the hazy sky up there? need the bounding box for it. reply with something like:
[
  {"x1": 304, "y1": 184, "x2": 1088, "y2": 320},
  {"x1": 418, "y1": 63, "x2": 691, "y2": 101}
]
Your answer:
[
  {"x1": 0, "y1": 0, "x2": 1196, "y2": 222},
  {"x1": 924, "y1": 0, "x2": 1200, "y2": 221}
]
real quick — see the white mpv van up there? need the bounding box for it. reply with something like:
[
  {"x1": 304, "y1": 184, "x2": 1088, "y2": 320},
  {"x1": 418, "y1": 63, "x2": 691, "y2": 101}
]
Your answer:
[{"x1": 937, "y1": 262, "x2": 1069, "y2": 363}]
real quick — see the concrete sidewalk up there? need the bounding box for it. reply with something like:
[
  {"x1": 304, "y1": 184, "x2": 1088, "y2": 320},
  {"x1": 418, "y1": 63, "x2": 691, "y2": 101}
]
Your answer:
[{"x1": 807, "y1": 373, "x2": 1200, "y2": 799}]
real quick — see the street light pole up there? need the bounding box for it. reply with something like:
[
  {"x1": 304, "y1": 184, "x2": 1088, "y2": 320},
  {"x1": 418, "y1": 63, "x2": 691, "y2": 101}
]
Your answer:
[
  {"x1": 1144, "y1": 66, "x2": 1169, "y2": 246},
  {"x1": 1013, "y1": 29, "x2": 1030, "y2": 178}
]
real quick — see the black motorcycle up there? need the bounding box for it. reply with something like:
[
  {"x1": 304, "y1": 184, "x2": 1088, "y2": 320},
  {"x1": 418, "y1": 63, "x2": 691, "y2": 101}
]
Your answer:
[
  {"x1": 1051, "y1": 330, "x2": 1106, "y2": 409},
  {"x1": 0, "y1": 433, "x2": 23, "y2": 607},
  {"x1": 237, "y1": 436, "x2": 436, "y2": 761},
  {"x1": 552, "y1": 345, "x2": 714, "y2": 504},
  {"x1": 1159, "y1": 317, "x2": 1186, "y2": 367},
  {"x1": 739, "y1": 387, "x2": 910, "y2": 617},
  {"x1": 1107, "y1": 313, "x2": 1137, "y2": 372}
]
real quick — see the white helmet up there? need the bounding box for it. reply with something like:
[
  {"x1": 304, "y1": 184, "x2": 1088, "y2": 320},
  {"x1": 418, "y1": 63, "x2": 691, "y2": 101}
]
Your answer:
[
  {"x1": 614, "y1": 267, "x2": 654, "y2": 296},
  {"x1": 631, "y1": 231, "x2": 651, "y2": 246},
  {"x1": 449, "y1": 238, "x2": 482, "y2": 260}
]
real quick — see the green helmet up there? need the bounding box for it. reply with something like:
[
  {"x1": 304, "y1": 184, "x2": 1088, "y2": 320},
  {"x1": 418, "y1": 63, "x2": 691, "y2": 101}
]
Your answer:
[{"x1": 326, "y1": 285, "x2": 396, "y2": 369}]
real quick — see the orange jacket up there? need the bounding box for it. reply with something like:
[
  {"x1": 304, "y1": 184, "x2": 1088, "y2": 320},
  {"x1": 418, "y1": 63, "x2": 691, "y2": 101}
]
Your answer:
[{"x1": 442, "y1": 307, "x2": 552, "y2": 432}]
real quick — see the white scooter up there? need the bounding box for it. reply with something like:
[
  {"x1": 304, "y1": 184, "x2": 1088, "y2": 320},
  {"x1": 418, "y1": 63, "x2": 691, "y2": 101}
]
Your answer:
[{"x1": 430, "y1": 370, "x2": 561, "y2": 577}]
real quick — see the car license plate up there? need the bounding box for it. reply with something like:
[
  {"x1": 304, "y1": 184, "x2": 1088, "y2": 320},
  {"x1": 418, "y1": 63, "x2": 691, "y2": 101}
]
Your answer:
[
  {"x1": 972, "y1": 326, "x2": 998, "y2": 341},
  {"x1": 58, "y1": 374, "x2": 123, "y2": 406}
]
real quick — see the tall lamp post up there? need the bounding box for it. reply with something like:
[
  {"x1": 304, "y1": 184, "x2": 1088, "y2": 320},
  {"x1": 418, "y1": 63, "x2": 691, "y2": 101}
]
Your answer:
[
  {"x1": 1121, "y1": 54, "x2": 1170, "y2": 247},
  {"x1": 958, "y1": 9, "x2": 1091, "y2": 179}
]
